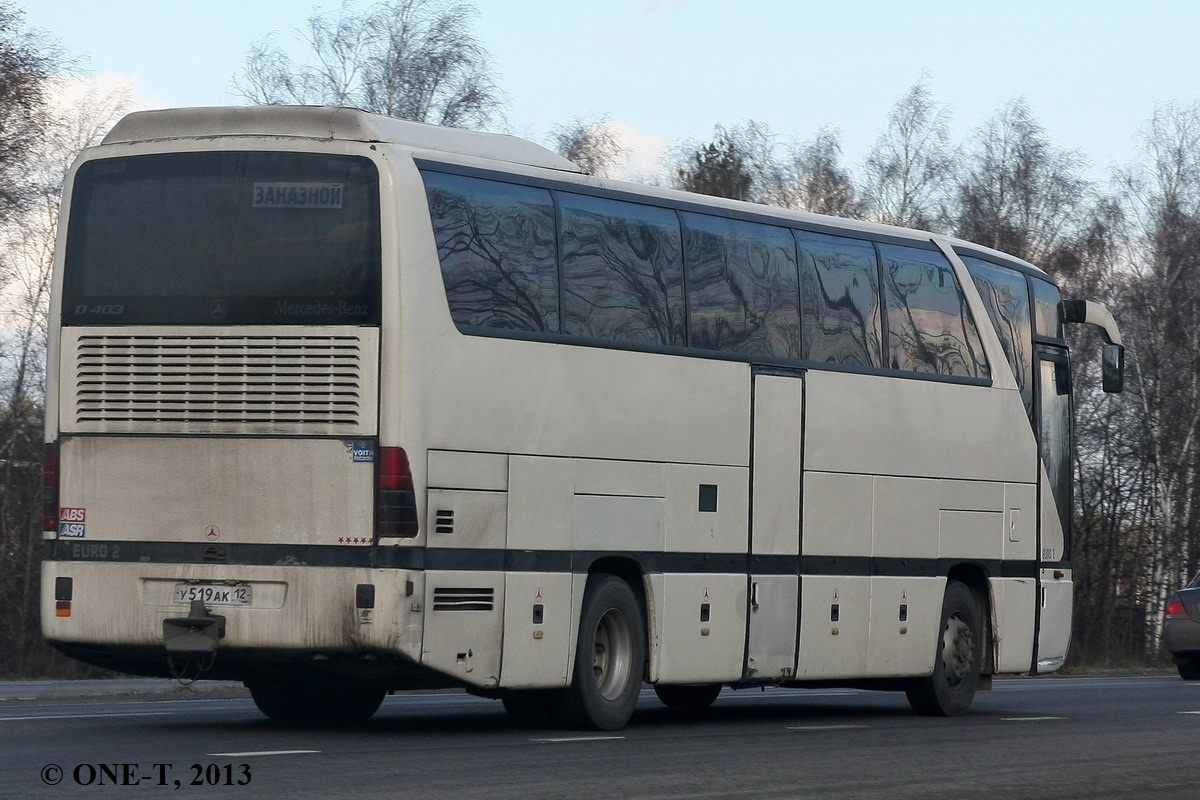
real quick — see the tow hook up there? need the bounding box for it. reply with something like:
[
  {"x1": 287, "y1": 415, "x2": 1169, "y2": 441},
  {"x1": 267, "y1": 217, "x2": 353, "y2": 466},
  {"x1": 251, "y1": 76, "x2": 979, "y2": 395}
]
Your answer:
[{"x1": 163, "y1": 600, "x2": 225, "y2": 679}]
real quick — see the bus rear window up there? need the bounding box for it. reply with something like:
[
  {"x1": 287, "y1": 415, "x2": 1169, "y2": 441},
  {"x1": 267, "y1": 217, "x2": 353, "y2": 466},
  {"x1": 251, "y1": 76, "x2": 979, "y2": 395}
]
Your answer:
[{"x1": 63, "y1": 151, "x2": 381, "y2": 325}]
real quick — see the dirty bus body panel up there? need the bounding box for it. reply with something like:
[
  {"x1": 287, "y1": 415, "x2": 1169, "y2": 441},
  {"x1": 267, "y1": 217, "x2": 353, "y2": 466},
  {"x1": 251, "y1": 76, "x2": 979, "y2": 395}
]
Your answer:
[{"x1": 42, "y1": 106, "x2": 1122, "y2": 729}]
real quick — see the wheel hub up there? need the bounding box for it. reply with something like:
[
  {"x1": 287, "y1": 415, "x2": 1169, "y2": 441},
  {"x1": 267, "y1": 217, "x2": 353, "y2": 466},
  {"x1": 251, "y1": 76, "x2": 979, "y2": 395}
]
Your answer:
[
  {"x1": 593, "y1": 608, "x2": 633, "y2": 700},
  {"x1": 942, "y1": 612, "x2": 975, "y2": 686}
]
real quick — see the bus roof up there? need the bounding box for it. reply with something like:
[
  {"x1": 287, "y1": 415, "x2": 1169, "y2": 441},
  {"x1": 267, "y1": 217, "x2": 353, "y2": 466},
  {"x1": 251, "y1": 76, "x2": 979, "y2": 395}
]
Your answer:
[
  {"x1": 101, "y1": 105, "x2": 583, "y2": 174},
  {"x1": 99, "y1": 106, "x2": 1051, "y2": 283}
]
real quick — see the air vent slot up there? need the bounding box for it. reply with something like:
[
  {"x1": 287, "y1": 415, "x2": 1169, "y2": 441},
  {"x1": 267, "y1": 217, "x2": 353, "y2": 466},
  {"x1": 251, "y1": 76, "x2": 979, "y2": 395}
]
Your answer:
[
  {"x1": 434, "y1": 509, "x2": 455, "y2": 534},
  {"x1": 433, "y1": 587, "x2": 494, "y2": 611}
]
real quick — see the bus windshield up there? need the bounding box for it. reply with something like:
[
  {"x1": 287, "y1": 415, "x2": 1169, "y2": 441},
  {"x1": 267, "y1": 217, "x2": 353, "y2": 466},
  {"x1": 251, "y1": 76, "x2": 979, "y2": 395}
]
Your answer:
[{"x1": 63, "y1": 151, "x2": 381, "y2": 326}]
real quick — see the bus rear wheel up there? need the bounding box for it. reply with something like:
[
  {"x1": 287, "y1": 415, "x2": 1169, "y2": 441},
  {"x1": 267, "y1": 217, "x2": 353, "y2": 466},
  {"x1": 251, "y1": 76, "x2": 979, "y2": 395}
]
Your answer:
[
  {"x1": 550, "y1": 574, "x2": 646, "y2": 731},
  {"x1": 653, "y1": 683, "x2": 722, "y2": 712},
  {"x1": 250, "y1": 680, "x2": 385, "y2": 726},
  {"x1": 905, "y1": 580, "x2": 982, "y2": 717}
]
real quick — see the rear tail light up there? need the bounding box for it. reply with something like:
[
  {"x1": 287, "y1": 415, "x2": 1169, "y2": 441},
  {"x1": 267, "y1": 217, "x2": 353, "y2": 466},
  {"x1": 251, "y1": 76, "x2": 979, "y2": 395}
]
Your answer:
[
  {"x1": 55, "y1": 577, "x2": 72, "y2": 618},
  {"x1": 376, "y1": 446, "x2": 419, "y2": 539},
  {"x1": 1167, "y1": 599, "x2": 1189, "y2": 619},
  {"x1": 43, "y1": 442, "x2": 59, "y2": 532}
]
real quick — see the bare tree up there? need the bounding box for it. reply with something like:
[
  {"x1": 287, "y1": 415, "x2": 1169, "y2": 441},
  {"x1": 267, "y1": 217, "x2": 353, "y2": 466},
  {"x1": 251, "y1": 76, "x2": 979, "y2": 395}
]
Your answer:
[
  {"x1": 672, "y1": 121, "x2": 780, "y2": 203},
  {"x1": 6, "y1": 79, "x2": 130, "y2": 403},
  {"x1": 674, "y1": 134, "x2": 754, "y2": 201},
  {"x1": 0, "y1": 4, "x2": 57, "y2": 224},
  {"x1": 0, "y1": 13, "x2": 126, "y2": 677},
  {"x1": 861, "y1": 79, "x2": 955, "y2": 229},
  {"x1": 1057, "y1": 198, "x2": 1148, "y2": 664},
  {"x1": 774, "y1": 127, "x2": 864, "y2": 218},
  {"x1": 1108, "y1": 102, "x2": 1200, "y2": 655},
  {"x1": 235, "y1": 0, "x2": 503, "y2": 129},
  {"x1": 1058, "y1": 103, "x2": 1200, "y2": 664},
  {"x1": 954, "y1": 99, "x2": 1091, "y2": 264},
  {"x1": 0, "y1": 77, "x2": 129, "y2": 678},
  {"x1": 551, "y1": 116, "x2": 626, "y2": 178},
  {"x1": 672, "y1": 122, "x2": 864, "y2": 218}
]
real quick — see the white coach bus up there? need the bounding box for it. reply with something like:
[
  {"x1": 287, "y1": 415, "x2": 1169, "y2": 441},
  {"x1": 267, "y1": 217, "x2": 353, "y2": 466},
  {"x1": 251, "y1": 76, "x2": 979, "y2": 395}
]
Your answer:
[{"x1": 41, "y1": 106, "x2": 1124, "y2": 730}]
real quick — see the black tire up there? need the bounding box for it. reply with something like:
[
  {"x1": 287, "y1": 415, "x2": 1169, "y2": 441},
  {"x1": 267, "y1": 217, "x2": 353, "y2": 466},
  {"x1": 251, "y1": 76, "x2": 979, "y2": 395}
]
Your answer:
[
  {"x1": 250, "y1": 681, "x2": 385, "y2": 726},
  {"x1": 249, "y1": 684, "x2": 308, "y2": 723},
  {"x1": 653, "y1": 683, "x2": 722, "y2": 711},
  {"x1": 906, "y1": 581, "x2": 982, "y2": 717},
  {"x1": 1179, "y1": 661, "x2": 1200, "y2": 681},
  {"x1": 549, "y1": 574, "x2": 646, "y2": 731}
]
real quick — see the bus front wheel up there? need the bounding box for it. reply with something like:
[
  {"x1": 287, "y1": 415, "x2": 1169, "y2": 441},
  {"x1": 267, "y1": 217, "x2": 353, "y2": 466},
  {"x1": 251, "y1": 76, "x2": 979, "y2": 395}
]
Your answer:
[
  {"x1": 905, "y1": 580, "x2": 982, "y2": 717},
  {"x1": 550, "y1": 574, "x2": 646, "y2": 731}
]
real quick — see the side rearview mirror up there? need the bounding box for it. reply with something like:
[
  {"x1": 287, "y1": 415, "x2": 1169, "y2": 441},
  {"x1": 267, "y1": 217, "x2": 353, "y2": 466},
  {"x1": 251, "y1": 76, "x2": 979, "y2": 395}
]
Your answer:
[{"x1": 1102, "y1": 343, "x2": 1124, "y2": 394}]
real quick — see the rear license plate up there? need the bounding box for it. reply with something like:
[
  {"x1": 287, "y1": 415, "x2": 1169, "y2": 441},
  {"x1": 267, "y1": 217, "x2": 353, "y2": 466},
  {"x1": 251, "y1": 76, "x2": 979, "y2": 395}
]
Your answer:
[{"x1": 173, "y1": 583, "x2": 252, "y2": 606}]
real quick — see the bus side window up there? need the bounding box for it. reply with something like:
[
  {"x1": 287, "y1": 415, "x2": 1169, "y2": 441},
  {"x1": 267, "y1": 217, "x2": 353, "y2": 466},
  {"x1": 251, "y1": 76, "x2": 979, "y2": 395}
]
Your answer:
[
  {"x1": 557, "y1": 192, "x2": 685, "y2": 346},
  {"x1": 963, "y1": 256, "x2": 1034, "y2": 420},
  {"x1": 683, "y1": 212, "x2": 800, "y2": 358},
  {"x1": 423, "y1": 171, "x2": 559, "y2": 333},
  {"x1": 1031, "y1": 279, "x2": 1063, "y2": 340},
  {"x1": 879, "y1": 244, "x2": 989, "y2": 379},
  {"x1": 795, "y1": 230, "x2": 882, "y2": 367}
]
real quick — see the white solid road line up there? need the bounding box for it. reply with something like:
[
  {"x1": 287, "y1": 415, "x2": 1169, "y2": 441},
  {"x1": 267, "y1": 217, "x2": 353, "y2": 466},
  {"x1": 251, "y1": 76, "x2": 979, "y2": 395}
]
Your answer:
[
  {"x1": 208, "y1": 750, "x2": 321, "y2": 757},
  {"x1": 0, "y1": 711, "x2": 172, "y2": 721},
  {"x1": 786, "y1": 724, "x2": 868, "y2": 731}
]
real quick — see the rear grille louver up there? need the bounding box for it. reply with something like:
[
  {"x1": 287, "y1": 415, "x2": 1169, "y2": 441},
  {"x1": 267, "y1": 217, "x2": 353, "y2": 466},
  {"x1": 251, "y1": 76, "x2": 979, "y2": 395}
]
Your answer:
[
  {"x1": 65, "y1": 331, "x2": 376, "y2": 434},
  {"x1": 433, "y1": 587, "x2": 495, "y2": 611}
]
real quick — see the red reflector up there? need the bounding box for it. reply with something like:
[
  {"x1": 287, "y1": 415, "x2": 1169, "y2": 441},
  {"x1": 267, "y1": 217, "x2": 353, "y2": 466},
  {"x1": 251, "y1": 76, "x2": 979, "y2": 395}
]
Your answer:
[
  {"x1": 1167, "y1": 599, "x2": 1188, "y2": 619},
  {"x1": 43, "y1": 442, "x2": 59, "y2": 532}
]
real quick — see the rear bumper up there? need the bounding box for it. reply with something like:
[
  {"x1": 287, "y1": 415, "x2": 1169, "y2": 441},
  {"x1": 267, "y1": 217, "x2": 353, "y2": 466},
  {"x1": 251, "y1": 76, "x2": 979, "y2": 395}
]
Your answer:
[
  {"x1": 42, "y1": 560, "x2": 426, "y2": 684},
  {"x1": 1164, "y1": 617, "x2": 1200, "y2": 657},
  {"x1": 45, "y1": 640, "x2": 458, "y2": 688}
]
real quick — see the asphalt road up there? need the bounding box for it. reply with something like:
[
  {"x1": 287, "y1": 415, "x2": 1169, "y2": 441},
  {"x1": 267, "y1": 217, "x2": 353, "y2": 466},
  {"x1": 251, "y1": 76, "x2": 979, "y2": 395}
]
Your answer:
[{"x1": 1, "y1": 675, "x2": 1197, "y2": 799}]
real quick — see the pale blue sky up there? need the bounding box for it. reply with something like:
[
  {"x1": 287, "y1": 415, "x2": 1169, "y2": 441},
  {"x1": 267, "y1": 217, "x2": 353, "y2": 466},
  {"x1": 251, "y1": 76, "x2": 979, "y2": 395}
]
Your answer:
[{"x1": 20, "y1": 0, "x2": 1200, "y2": 180}]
